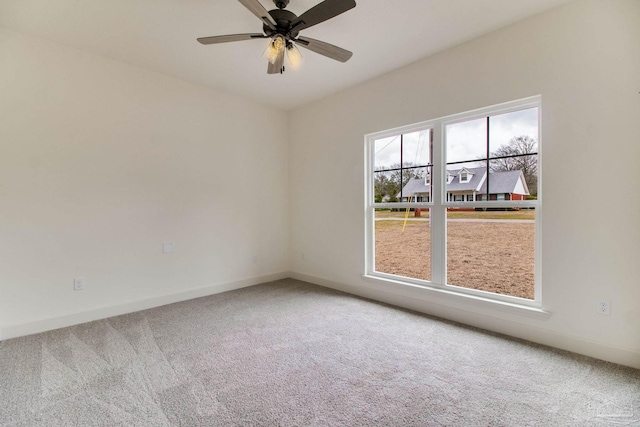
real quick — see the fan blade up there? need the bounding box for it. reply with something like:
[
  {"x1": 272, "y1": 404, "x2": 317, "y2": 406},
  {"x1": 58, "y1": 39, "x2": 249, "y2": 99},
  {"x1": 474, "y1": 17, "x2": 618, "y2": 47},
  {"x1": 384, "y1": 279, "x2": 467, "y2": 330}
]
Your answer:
[
  {"x1": 197, "y1": 33, "x2": 266, "y2": 45},
  {"x1": 295, "y1": 37, "x2": 352, "y2": 62},
  {"x1": 290, "y1": 0, "x2": 356, "y2": 32},
  {"x1": 267, "y1": 47, "x2": 285, "y2": 74},
  {"x1": 237, "y1": 0, "x2": 277, "y2": 30}
]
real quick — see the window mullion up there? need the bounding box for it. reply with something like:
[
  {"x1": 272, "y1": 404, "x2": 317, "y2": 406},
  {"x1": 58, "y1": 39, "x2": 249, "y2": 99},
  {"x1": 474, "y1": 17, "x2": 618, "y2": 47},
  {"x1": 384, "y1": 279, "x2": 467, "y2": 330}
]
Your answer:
[
  {"x1": 486, "y1": 116, "x2": 490, "y2": 199},
  {"x1": 431, "y1": 124, "x2": 446, "y2": 285}
]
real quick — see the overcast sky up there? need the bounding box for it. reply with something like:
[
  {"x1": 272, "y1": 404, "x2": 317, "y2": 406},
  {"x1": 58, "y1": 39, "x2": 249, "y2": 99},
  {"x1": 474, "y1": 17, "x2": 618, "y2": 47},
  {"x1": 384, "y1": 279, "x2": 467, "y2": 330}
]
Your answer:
[{"x1": 375, "y1": 107, "x2": 538, "y2": 170}]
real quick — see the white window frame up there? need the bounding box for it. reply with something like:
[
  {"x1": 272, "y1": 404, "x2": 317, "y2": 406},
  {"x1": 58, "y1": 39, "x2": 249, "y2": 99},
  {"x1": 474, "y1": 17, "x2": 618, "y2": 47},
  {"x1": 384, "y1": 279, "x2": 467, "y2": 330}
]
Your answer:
[{"x1": 365, "y1": 96, "x2": 542, "y2": 309}]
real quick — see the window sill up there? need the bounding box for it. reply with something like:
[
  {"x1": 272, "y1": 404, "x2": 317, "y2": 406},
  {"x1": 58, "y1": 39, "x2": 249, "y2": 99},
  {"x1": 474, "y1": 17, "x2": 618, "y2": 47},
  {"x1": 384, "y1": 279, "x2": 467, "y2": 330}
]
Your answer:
[{"x1": 361, "y1": 274, "x2": 551, "y2": 320}]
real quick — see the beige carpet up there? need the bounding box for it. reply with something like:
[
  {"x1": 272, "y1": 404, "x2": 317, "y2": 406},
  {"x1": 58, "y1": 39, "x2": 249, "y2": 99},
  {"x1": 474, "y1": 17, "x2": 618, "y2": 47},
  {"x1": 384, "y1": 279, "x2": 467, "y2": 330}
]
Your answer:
[{"x1": 1, "y1": 279, "x2": 639, "y2": 426}]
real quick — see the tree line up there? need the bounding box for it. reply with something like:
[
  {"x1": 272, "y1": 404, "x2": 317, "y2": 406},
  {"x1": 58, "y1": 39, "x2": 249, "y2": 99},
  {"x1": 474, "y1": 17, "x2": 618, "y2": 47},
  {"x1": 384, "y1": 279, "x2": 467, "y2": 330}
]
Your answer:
[{"x1": 374, "y1": 135, "x2": 538, "y2": 202}]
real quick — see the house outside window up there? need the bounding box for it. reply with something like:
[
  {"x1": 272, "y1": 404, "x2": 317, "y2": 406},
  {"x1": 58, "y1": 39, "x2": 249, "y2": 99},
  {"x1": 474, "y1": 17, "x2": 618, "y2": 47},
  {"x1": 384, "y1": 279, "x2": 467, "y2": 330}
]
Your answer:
[{"x1": 366, "y1": 96, "x2": 541, "y2": 306}]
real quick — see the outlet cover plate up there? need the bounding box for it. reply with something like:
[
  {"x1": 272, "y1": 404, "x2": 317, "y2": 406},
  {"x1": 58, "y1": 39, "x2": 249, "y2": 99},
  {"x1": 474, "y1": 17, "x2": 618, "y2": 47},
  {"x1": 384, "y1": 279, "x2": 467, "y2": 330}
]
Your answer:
[{"x1": 596, "y1": 299, "x2": 611, "y2": 316}]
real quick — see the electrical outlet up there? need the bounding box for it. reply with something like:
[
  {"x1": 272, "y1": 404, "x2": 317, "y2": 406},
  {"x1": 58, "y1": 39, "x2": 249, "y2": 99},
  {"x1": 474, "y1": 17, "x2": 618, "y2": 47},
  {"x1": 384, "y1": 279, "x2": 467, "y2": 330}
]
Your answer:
[
  {"x1": 301, "y1": 252, "x2": 306, "y2": 261},
  {"x1": 73, "y1": 277, "x2": 85, "y2": 291},
  {"x1": 252, "y1": 255, "x2": 257, "y2": 264},
  {"x1": 596, "y1": 299, "x2": 611, "y2": 316},
  {"x1": 162, "y1": 243, "x2": 174, "y2": 253}
]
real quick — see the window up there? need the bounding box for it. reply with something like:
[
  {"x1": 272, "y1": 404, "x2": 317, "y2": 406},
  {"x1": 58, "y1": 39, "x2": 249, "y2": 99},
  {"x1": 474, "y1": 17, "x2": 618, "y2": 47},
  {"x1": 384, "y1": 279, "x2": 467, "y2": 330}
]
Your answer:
[
  {"x1": 366, "y1": 97, "x2": 541, "y2": 306},
  {"x1": 371, "y1": 129, "x2": 433, "y2": 280}
]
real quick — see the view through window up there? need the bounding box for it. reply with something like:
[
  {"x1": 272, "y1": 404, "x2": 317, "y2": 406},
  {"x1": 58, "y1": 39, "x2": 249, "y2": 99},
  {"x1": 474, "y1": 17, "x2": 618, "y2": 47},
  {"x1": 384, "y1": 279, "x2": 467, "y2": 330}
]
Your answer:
[{"x1": 367, "y1": 98, "x2": 540, "y2": 303}]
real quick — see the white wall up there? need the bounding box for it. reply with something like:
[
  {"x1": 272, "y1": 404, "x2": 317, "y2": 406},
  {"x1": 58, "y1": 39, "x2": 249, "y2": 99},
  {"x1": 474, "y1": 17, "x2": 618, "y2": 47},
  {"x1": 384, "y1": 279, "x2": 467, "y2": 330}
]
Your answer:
[
  {"x1": 0, "y1": 28, "x2": 290, "y2": 336},
  {"x1": 289, "y1": 0, "x2": 640, "y2": 368}
]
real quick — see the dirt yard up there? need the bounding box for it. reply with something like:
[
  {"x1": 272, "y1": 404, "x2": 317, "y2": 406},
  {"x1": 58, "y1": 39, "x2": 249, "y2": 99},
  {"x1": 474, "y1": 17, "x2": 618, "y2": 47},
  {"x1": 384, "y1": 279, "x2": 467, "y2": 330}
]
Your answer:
[{"x1": 375, "y1": 219, "x2": 535, "y2": 299}]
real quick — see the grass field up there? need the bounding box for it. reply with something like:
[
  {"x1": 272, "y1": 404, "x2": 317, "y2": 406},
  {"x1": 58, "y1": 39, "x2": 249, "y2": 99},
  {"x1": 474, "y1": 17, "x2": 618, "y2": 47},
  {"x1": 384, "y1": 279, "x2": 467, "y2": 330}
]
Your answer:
[{"x1": 374, "y1": 216, "x2": 535, "y2": 299}]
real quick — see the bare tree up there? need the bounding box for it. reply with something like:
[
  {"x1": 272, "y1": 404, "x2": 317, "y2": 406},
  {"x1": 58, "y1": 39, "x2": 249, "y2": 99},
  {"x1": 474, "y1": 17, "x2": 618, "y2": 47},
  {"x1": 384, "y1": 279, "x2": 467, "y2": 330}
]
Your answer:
[{"x1": 490, "y1": 136, "x2": 538, "y2": 196}]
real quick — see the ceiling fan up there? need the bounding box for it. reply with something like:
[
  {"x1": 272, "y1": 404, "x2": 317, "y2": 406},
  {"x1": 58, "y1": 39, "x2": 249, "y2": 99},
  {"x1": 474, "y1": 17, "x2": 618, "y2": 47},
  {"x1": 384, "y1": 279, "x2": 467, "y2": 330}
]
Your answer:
[{"x1": 197, "y1": 0, "x2": 356, "y2": 74}]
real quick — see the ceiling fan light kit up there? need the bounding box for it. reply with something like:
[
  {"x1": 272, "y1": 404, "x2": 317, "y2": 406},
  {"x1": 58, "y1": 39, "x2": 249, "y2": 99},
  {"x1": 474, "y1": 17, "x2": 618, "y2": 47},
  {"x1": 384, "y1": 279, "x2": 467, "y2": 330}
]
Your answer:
[
  {"x1": 197, "y1": 0, "x2": 356, "y2": 74},
  {"x1": 264, "y1": 34, "x2": 286, "y2": 64},
  {"x1": 286, "y1": 43, "x2": 303, "y2": 69}
]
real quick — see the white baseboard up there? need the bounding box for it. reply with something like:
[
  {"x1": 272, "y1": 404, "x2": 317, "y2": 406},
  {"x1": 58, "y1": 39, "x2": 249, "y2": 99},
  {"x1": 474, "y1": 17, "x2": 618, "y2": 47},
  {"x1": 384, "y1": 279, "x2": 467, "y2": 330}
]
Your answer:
[
  {"x1": 290, "y1": 272, "x2": 640, "y2": 370},
  {"x1": 0, "y1": 271, "x2": 289, "y2": 341}
]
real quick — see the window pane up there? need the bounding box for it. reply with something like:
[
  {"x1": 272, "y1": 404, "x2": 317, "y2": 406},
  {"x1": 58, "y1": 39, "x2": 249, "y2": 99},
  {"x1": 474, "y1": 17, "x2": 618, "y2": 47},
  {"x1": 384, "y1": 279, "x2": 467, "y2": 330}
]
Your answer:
[
  {"x1": 374, "y1": 135, "x2": 401, "y2": 170},
  {"x1": 446, "y1": 118, "x2": 487, "y2": 164},
  {"x1": 489, "y1": 108, "x2": 539, "y2": 154},
  {"x1": 489, "y1": 154, "x2": 538, "y2": 200},
  {"x1": 446, "y1": 208, "x2": 536, "y2": 299},
  {"x1": 402, "y1": 130, "x2": 431, "y2": 168},
  {"x1": 374, "y1": 208, "x2": 431, "y2": 281}
]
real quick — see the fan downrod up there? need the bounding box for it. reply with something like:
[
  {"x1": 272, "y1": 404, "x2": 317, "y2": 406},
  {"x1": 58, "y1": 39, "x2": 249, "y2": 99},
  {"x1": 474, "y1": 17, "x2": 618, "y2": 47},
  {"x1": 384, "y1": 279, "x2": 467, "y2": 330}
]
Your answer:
[{"x1": 273, "y1": 0, "x2": 289, "y2": 9}]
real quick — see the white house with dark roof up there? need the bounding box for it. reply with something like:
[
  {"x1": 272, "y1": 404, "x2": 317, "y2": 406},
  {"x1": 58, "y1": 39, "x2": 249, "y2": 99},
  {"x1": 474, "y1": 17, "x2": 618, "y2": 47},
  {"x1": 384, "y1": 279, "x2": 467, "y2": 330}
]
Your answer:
[{"x1": 399, "y1": 167, "x2": 530, "y2": 202}]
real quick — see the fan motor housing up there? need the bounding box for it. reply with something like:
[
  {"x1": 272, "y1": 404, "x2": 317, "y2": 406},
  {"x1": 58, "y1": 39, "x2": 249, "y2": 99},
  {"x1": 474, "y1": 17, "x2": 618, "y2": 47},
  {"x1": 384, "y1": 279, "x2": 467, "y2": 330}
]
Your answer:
[{"x1": 264, "y1": 9, "x2": 299, "y2": 38}]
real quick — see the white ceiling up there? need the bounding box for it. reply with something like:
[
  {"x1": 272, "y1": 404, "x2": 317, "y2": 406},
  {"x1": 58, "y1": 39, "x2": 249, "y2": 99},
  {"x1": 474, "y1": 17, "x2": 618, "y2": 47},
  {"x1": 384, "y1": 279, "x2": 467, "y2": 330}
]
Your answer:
[{"x1": 0, "y1": 0, "x2": 572, "y2": 110}]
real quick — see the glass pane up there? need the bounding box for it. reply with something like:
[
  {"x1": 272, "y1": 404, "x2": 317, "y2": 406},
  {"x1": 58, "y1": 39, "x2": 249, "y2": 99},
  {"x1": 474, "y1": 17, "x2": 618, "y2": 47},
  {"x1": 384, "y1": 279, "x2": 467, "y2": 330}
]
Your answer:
[
  {"x1": 446, "y1": 118, "x2": 487, "y2": 164},
  {"x1": 489, "y1": 108, "x2": 539, "y2": 153},
  {"x1": 374, "y1": 135, "x2": 401, "y2": 170},
  {"x1": 373, "y1": 130, "x2": 431, "y2": 204},
  {"x1": 489, "y1": 108, "x2": 539, "y2": 198},
  {"x1": 402, "y1": 130, "x2": 431, "y2": 168},
  {"x1": 488, "y1": 154, "x2": 538, "y2": 200},
  {"x1": 446, "y1": 208, "x2": 536, "y2": 299},
  {"x1": 374, "y1": 208, "x2": 431, "y2": 281},
  {"x1": 373, "y1": 170, "x2": 399, "y2": 203},
  {"x1": 397, "y1": 165, "x2": 429, "y2": 202}
]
